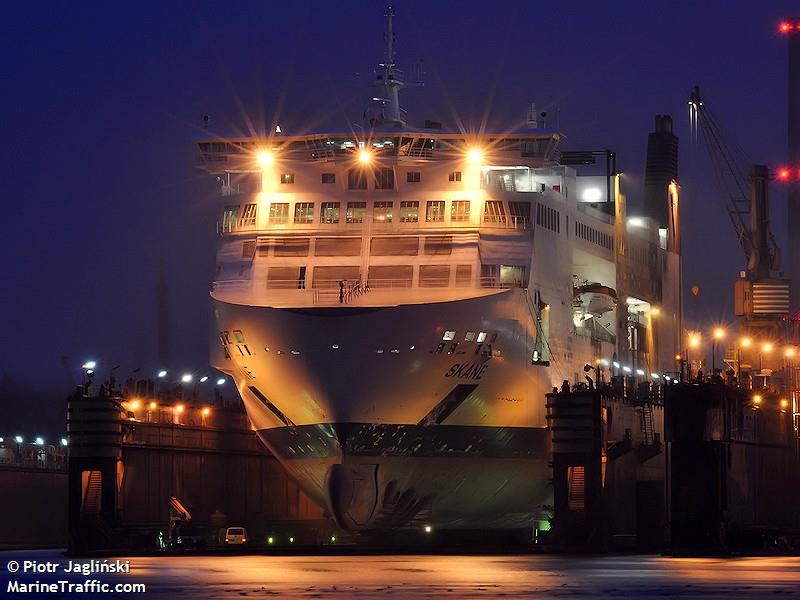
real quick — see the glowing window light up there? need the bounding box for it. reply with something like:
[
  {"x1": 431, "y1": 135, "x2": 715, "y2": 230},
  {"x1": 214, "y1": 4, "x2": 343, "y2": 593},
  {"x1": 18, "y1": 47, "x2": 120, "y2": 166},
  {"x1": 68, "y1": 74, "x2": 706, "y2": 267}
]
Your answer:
[{"x1": 581, "y1": 187, "x2": 602, "y2": 202}]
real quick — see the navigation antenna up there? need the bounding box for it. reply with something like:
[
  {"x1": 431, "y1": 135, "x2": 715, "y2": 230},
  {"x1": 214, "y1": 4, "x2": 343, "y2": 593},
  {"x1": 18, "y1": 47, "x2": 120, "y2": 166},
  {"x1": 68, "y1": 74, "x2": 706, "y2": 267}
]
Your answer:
[{"x1": 371, "y1": 6, "x2": 422, "y2": 127}]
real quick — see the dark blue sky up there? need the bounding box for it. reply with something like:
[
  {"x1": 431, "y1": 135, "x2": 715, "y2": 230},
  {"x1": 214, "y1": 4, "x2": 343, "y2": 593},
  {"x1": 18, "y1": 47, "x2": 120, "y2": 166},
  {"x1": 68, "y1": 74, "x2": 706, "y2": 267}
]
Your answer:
[{"x1": 1, "y1": 1, "x2": 796, "y2": 433}]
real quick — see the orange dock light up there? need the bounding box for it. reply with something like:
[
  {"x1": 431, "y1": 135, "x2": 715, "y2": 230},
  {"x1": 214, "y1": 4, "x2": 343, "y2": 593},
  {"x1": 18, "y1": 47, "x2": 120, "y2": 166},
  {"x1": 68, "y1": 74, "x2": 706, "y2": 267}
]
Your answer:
[
  {"x1": 202, "y1": 407, "x2": 211, "y2": 417},
  {"x1": 752, "y1": 394, "x2": 763, "y2": 406},
  {"x1": 129, "y1": 399, "x2": 141, "y2": 411},
  {"x1": 175, "y1": 404, "x2": 185, "y2": 414},
  {"x1": 358, "y1": 148, "x2": 372, "y2": 165},
  {"x1": 148, "y1": 401, "x2": 157, "y2": 410},
  {"x1": 467, "y1": 147, "x2": 483, "y2": 165},
  {"x1": 256, "y1": 149, "x2": 274, "y2": 167}
]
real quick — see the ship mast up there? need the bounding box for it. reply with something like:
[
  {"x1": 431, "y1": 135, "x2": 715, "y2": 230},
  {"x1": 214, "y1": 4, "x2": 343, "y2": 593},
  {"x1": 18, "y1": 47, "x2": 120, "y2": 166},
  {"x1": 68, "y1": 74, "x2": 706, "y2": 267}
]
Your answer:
[{"x1": 374, "y1": 6, "x2": 407, "y2": 127}]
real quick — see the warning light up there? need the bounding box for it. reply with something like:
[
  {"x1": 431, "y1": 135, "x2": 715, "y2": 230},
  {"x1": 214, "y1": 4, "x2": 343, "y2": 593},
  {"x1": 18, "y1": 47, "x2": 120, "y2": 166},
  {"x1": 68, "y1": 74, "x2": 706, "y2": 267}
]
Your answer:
[
  {"x1": 777, "y1": 167, "x2": 792, "y2": 182},
  {"x1": 779, "y1": 21, "x2": 794, "y2": 34}
]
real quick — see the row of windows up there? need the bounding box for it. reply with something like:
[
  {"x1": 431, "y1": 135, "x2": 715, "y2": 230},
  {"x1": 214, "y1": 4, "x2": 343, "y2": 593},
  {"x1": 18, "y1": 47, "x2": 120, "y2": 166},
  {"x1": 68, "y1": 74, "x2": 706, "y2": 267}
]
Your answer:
[
  {"x1": 575, "y1": 221, "x2": 612, "y2": 250},
  {"x1": 265, "y1": 169, "x2": 454, "y2": 190},
  {"x1": 262, "y1": 264, "x2": 475, "y2": 289},
  {"x1": 536, "y1": 203, "x2": 560, "y2": 233},
  {"x1": 223, "y1": 199, "x2": 492, "y2": 228},
  {"x1": 243, "y1": 235, "x2": 458, "y2": 258}
]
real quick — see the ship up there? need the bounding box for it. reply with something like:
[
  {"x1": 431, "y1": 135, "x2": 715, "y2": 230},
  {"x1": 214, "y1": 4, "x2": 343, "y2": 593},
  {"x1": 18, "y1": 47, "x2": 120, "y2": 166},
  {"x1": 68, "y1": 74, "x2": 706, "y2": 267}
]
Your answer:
[{"x1": 195, "y1": 7, "x2": 682, "y2": 533}]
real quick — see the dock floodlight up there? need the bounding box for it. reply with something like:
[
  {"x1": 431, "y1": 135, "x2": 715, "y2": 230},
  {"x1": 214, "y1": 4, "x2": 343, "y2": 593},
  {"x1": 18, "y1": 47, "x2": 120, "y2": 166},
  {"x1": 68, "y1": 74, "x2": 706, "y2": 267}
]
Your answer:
[
  {"x1": 713, "y1": 327, "x2": 726, "y2": 340},
  {"x1": 149, "y1": 401, "x2": 157, "y2": 410},
  {"x1": 762, "y1": 342, "x2": 774, "y2": 354},
  {"x1": 15, "y1": 436, "x2": 23, "y2": 444},
  {"x1": 61, "y1": 438, "x2": 68, "y2": 446},
  {"x1": 200, "y1": 376, "x2": 209, "y2": 383},
  {"x1": 216, "y1": 378, "x2": 226, "y2": 385},
  {"x1": 0, "y1": 437, "x2": 3, "y2": 443},
  {"x1": 636, "y1": 369, "x2": 645, "y2": 376},
  {"x1": 129, "y1": 399, "x2": 141, "y2": 410},
  {"x1": 785, "y1": 347, "x2": 796, "y2": 358},
  {"x1": 202, "y1": 407, "x2": 211, "y2": 416},
  {"x1": 739, "y1": 337, "x2": 752, "y2": 348},
  {"x1": 622, "y1": 366, "x2": 632, "y2": 373},
  {"x1": 158, "y1": 370, "x2": 168, "y2": 378},
  {"x1": 35, "y1": 437, "x2": 44, "y2": 445},
  {"x1": 181, "y1": 374, "x2": 193, "y2": 383},
  {"x1": 175, "y1": 404, "x2": 185, "y2": 414},
  {"x1": 780, "y1": 399, "x2": 789, "y2": 410},
  {"x1": 777, "y1": 166, "x2": 792, "y2": 181},
  {"x1": 599, "y1": 359, "x2": 610, "y2": 367},
  {"x1": 424, "y1": 524, "x2": 433, "y2": 534},
  {"x1": 612, "y1": 361, "x2": 620, "y2": 368},
  {"x1": 86, "y1": 369, "x2": 95, "y2": 376},
  {"x1": 651, "y1": 373, "x2": 660, "y2": 379},
  {"x1": 82, "y1": 360, "x2": 97, "y2": 370},
  {"x1": 752, "y1": 394, "x2": 762, "y2": 405}
]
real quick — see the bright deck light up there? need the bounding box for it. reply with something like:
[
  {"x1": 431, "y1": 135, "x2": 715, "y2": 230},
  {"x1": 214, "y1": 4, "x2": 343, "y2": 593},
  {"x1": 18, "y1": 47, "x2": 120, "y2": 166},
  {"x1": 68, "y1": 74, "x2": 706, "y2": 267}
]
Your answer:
[
  {"x1": 785, "y1": 347, "x2": 797, "y2": 358},
  {"x1": 256, "y1": 150, "x2": 274, "y2": 167},
  {"x1": 713, "y1": 327, "x2": 726, "y2": 340},
  {"x1": 130, "y1": 399, "x2": 141, "y2": 410},
  {"x1": 158, "y1": 370, "x2": 168, "y2": 378},
  {"x1": 200, "y1": 376, "x2": 209, "y2": 383},
  {"x1": 175, "y1": 404, "x2": 185, "y2": 414},
  {"x1": 358, "y1": 148, "x2": 372, "y2": 164},
  {"x1": 762, "y1": 342, "x2": 774, "y2": 354},
  {"x1": 467, "y1": 147, "x2": 483, "y2": 164},
  {"x1": 61, "y1": 438, "x2": 68, "y2": 446},
  {"x1": 15, "y1": 436, "x2": 23, "y2": 444},
  {"x1": 149, "y1": 401, "x2": 157, "y2": 410},
  {"x1": 689, "y1": 335, "x2": 700, "y2": 348},
  {"x1": 217, "y1": 378, "x2": 226, "y2": 385},
  {"x1": 35, "y1": 437, "x2": 44, "y2": 445},
  {"x1": 181, "y1": 374, "x2": 193, "y2": 383},
  {"x1": 740, "y1": 337, "x2": 752, "y2": 348},
  {"x1": 202, "y1": 407, "x2": 211, "y2": 416}
]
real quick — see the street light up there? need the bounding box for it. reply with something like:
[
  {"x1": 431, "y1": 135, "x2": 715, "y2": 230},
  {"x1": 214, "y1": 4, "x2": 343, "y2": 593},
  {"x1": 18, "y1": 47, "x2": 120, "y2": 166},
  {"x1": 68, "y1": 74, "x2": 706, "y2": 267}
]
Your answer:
[
  {"x1": 15, "y1": 436, "x2": 23, "y2": 444},
  {"x1": 181, "y1": 374, "x2": 193, "y2": 383},
  {"x1": 158, "y1": 370, "x2": 167, "y2": 378},
  {"x1": 712, "y1": 328, "x2": 726, "y2": 372},
  {"x1": 688, "y1": 333, "x2": 701, "y2": 378},
  {"x1": 216, "y1": 378, "x2": 226, "y2": 386}
]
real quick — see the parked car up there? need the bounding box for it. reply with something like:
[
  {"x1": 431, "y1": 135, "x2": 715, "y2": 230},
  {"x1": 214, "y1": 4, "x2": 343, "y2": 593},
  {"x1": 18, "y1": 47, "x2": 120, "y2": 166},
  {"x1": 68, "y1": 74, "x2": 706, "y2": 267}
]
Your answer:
[{"x1": 223, "y1": 527, "x2": 248, "y2": 545}]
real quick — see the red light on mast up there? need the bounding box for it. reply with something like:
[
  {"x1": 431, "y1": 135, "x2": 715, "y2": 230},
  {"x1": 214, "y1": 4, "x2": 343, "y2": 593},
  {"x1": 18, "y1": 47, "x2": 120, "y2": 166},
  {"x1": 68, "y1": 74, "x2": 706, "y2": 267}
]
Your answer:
[
  {"x1": 779, "y1": 21, "x2": 793, "y2": 34},
  {"x1": 777, "y1": 167, "x2": 792, "y2": 181}
]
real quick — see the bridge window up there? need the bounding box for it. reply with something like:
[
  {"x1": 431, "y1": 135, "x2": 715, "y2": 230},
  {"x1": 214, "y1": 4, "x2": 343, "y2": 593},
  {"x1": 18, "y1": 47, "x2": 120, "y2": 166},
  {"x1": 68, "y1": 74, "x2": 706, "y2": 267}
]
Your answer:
[
  {"x1": 346, "y1": 202, "x2": 366, "y2": 223},
  {"x1": 280, "y1": 173, "x2": 295, "y2": 184},
  {"x1": 321, "y1": 172, "x2": 336, "y2": 184},
  {"x1": 407, "y1": 171, "x2": 421, "y2": 183},
  {"x1": 484, "y1": 200, "x2": 506, "y2": 224},
  {"x1": 508, "y1": 201, "x2": 531, "y2": 229},
  {"x1": 272, "y1": 237, "x2": 310, "y2": 257},
  {"x1": 426, "y1": 200, "x2": 445, "y2": 222},
  {"x1": 348, "y1": 169, "x2": 368, "y2": 190},
  {"x1": 239, "y1": 203, "x2": 257, "y2": 227},
  {"x1": 374, "y1": 167, "x2": 395, "y2": 190},
  {"x1": 368, "y1": 265, "x2": 413, "y2": 288},
  {"x1": 312, "y1": 266, "x2": 361, "y2": 288},
  {"x1": 443, "y1": 330, "x2": 456, "y2": 341},
  {"x1": 451, "y1": 201, "x2": 470, "y2": 222},
  {"x1": 448, "y1": 171, "x2": 462, "y2": 182},
  {"x1": 221, "y1": 205, "x2": 240, "y2": 232},
  {"x1": 320, "y1": 202, "x2": 340, "y2": 224},
  {"x1": 399, "y1": 201, "x2": 419, "y2": 223},
  {"x1": 269, "y1": 202, "x2": 289, "y2": 224},
  {"x1": 294, "y1": 202, "x2": 314, "y2": 224},
  {"x1": 373, "y1": 201, "x2": 393, "y2": 223}
]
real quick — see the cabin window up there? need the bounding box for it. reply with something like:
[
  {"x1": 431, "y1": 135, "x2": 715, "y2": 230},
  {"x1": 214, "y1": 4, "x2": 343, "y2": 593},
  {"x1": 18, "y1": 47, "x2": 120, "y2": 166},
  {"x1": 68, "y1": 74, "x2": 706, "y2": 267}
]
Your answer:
[
  {"x1": 368, "y1": 265, "x2": 413, "y2": 288},
  {"x1": 464, "y1": 331, "x2": 476, "y2": 341},
  {"x1": 242, "y1": 240, "x2": 256, "y2": 259},
  {"x1": 269, "y1": 203, "x2": 289, "y2": 224},
  {"x1": 346, "y1": 202, "x2": 366, "y2": 223},
  {"x1": 424, "y1": 235, "x2": 453, "y2": 255},
  {"x1": 294, "y1": 202, "x2": 314, "y2": 224},
  {"x1": 267, "y1": 266, "x2": 305, "y2": 289},
  {"x1": 455, "y1": 264, "x2": 473, "y2": 287},
  {"x1": 399, "y1": 201, "x2": 419, "y2": 223},
  {"x1": 221, "y1": 205, "x2": 240, "y2": 232},
  {"x1": 374, "y1": 167, "x2": 395, "y2": 190},
  {"x1": 373, "y1": 201, "x2": 393, "y2": 223},
  {"x1": 272, "y1": 237, "x2": 310, "y2": 257},
  {"x1": 476, "y1": 332, "x2": 488, "y2": 343},
  {"x1": 450, "y1": 200, "x2": 470, "y2": 222},
  {"x1": 370, "y1": 236, "x2": 419, "y2": 256},
  {"x1": 321, "y1": 172, "x2": 336, "y2": 184},
  {"x1": 347, "y1": 169, "x2": 368, "y2": 190},
  {"x1": 425, "y1": 200, "x2": 445, "y2": 222},
  {"x1": 484, "y1": 200, "x2": 506, "y2": 224},
  {"x1": 448, "y1": 171, "x2": 462, "y2": 182},
  {"x1": 320, "y1": 202, "x2": 340, "y2": 224},
  {"x1": 419, "y1": 265, "x2": 451, "y2": 287},
  {"x1": 280, "y1": 173, "x2": 295, "y2": 184},
  {"x1": 406, "y1": 171, "x2": 421, "y2": 183},
  {"x1": 443, "y1": 331, "x2": 456, "y2": 341},
  {"x1": 315, "y1": 237, "x2": 361, "y2": 256},
  {"x1": 312, "y1": 266, "x2": 361, "y2": 288},
  {"x1": 239, "y1": 203, "x2": 257, "y2": 227}
]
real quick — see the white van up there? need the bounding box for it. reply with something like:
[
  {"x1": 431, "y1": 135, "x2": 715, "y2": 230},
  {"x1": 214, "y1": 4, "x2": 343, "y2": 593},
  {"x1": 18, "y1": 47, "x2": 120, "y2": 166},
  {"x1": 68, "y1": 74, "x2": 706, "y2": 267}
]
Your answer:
[{"x1": 223, "y1": 527, "x2": 248, "y2": 545}]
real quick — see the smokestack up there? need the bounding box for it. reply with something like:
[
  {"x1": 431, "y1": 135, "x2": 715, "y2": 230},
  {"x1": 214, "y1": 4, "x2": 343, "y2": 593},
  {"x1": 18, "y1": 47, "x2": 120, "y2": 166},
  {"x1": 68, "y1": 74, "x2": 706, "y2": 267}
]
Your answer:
[
  {"x1": 644, "y1": 115, "x2": 679, "y2": 229},
  {"x1": 787, "y1": 20, "x2": 800, "y2": 308}
]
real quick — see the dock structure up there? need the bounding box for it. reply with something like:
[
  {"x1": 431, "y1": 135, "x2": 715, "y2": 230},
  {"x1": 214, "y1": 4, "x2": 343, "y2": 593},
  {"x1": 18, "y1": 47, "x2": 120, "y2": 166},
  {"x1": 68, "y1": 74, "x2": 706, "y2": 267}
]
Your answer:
[{"x1": 66, "y1": 383, "x2": 331, "y2": 555}]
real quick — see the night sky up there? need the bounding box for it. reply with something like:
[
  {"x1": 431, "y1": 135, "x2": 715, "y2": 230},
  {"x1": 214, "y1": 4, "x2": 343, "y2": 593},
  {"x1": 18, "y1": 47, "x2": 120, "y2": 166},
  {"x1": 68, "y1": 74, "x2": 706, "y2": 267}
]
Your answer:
[{"x1": 1, "y1": 1, "x2": 796, "y2": 434}]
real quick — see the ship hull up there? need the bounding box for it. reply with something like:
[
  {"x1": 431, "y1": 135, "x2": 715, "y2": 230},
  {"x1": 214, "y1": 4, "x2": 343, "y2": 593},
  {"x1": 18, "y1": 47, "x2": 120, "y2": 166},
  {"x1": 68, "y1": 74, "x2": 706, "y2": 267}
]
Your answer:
[{"x1": 212, "y1": 288, "x2": 563, "y2": 530}]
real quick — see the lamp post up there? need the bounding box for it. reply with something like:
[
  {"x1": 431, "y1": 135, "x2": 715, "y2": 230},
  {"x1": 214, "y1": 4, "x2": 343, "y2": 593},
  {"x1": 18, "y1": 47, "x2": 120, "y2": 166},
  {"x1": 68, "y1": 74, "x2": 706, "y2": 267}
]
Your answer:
[
  {"x1": 712, "y1": 328, "x2": 726, "y2": 373},
  {"x1": 688, "y1": 334, "x2": 701, "y2": 379}
]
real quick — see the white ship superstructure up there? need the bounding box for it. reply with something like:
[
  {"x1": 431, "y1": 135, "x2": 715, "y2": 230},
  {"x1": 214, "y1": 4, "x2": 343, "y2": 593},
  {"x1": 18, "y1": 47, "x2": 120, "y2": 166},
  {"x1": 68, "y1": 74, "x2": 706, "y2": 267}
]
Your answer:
[{"x1": 196, "y1": 9, "x2": 681, "y2": 532}]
